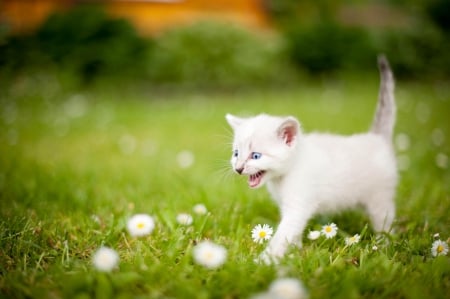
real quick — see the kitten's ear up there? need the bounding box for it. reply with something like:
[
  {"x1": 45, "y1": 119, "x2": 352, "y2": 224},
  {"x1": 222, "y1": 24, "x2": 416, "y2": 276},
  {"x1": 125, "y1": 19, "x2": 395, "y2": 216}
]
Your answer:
[
  {"x1": 278, "y1": 117, "x2": 300, "y2": 146},
  {"x1": 226, "y1": 114, "x2": 245, "y2": 130}
]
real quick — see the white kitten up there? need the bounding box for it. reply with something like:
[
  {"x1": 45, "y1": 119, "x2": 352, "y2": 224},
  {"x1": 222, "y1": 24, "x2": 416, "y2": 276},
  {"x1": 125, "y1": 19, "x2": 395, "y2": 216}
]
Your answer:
[{"x1": 226, "y1": 56, "x2": 397, "y2": 262}]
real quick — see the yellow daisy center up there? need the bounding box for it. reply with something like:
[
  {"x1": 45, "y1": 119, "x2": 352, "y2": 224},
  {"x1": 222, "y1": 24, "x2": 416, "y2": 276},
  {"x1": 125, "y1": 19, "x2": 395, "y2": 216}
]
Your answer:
[
  {"x1": 259, "y1": 231, "x2": 267, "y2": 238},
  {"x1": 437, "y1": 245, "x2": 444, "y2": 253},
  {"x1": 325, "y1": 226, "x2": 332, "y2": 233},
  {"x1": 137, "y1": 222, "x2": 145, "y2": 229},
  {"x1": 205, "y1": 251, "x2": 214, "y2": 261}
]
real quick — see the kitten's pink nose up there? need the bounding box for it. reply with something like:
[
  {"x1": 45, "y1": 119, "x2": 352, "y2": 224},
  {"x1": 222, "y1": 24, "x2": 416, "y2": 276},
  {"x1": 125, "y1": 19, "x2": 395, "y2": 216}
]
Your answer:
[{"x1": 235, "y1": 167, "x2": 244, "y2": 175}]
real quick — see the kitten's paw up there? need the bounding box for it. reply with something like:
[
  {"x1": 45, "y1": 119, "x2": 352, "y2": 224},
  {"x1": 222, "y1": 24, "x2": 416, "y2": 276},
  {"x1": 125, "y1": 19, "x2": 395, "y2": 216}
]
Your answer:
[
  {"x1": 375, "y1": 232, "x2": 393, "y2": 246},
  {"x1": 255, "y1": 250, "x2": 281, "y2": 265}
]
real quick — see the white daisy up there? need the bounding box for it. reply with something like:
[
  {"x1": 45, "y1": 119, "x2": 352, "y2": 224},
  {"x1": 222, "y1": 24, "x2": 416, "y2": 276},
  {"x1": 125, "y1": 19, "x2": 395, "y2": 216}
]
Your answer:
[
  {"x1": 91, "y1": 214, "x2": 101, "y2": 224},
  {"x1": 64, "y1": 94, "x2": 88, "y2": 118},
  {"x1": 397, "y1": 154, "x2": 410, "y2": 171},
  {"x1": 431, "y1": 240, "x2": 449, "y2": 257},
  {"x1": 249, "y1": 292, "x2": 275, "y2": 299},
  {"x1": 176, "y1": 150, "x2": 195, "y2": 169},
  {"x1": 118, "y1": 134, "x2": 137, "y2": 155},
  {"x1": 372, "y1": 245, "x2": 378, "y2": 251},
  {"x1": 92, "y1": 247, "x2": 119, "y2": 272},
  {"x1": 435, "y1": 153, "x2": 448, "y2": 169},
  {"x1": 307, "y1": 230, "x2": 321, "y2": 240},
  {"x1": 395, "y1": 133, "x2": 410, "y2": 152},
  {"x1": 251, "y1": 224, "x2": 274, "y2": 244},
  {"x1": 126, "y1": 214, "x2": 155, "y2": 237},
  {"x1": 415, "y1": 101, "x2": 430, "y2": 124},
  {"x1": 177, "y1": 213, "x2": 193, "y2": 225},
  {"x1": 193, "y1": 241, "x2": 227, "y2": 269},
  {"x1": 345, "y1": 234, "x2": 360, "y2": 246},
  {"x1": 268, "y1": 277, "x2": 308, "y2": 299},
  {"x1": 193, "y1": 204, "x2": 208, "y2": 215},
  {"x1": 321, "y1": 223, "x2": 338, "y2": 239},
  {"x1": 431, "y1": 128, "x2": 445, "y2": 147}
]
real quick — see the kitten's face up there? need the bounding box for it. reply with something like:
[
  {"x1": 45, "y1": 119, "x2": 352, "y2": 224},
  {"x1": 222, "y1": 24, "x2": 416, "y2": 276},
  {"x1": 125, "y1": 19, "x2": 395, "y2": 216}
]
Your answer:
[{"x1": 226, "y1": 114, "x2": 300, "y2": 188}]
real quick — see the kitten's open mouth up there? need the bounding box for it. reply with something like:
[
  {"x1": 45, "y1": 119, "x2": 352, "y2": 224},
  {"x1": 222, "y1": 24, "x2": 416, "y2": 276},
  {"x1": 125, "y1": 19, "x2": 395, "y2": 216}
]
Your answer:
[{"x1": 249, "y1": 171, "x2": 266, "y2": 188}]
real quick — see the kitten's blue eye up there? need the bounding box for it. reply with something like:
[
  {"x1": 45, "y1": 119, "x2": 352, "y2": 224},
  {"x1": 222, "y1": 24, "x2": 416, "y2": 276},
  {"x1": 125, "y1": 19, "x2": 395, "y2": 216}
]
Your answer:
[
  {"x1": 233, "y1": 150, "x2": 239, "y2": 158},
  {"x1": 251, "y1": 152, "x2": 262, "y2": 160}
]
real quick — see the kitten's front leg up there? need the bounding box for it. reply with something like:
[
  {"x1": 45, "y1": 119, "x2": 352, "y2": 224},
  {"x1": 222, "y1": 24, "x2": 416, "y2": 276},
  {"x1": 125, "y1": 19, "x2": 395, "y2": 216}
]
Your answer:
[{"x1": 259, "y1": 206, "x2": 311, "y2": 263}]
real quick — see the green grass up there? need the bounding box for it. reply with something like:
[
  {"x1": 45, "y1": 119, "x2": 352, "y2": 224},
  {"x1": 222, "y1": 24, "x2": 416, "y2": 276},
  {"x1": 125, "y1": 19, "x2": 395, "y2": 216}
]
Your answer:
[{"x1": 0, "y1": 75, "x2": 449, "y2": 299}]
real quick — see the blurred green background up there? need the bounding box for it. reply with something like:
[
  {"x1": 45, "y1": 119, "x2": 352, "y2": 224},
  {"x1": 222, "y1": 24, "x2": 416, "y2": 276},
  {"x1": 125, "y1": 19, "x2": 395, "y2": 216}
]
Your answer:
[{"x1": 1, "y1": 0, "x2": 449, "y2": 89}]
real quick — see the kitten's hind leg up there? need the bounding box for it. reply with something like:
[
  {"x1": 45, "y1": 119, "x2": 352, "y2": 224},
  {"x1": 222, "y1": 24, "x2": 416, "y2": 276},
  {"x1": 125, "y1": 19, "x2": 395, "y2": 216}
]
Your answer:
[{"x1": 365, "y1": 190, "x2": 396, "y2": 233}]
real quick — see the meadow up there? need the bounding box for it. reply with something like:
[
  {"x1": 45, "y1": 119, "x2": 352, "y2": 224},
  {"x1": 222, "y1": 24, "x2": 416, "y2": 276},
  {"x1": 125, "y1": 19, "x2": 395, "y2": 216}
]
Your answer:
[{"x1": 0, "y1": 74, "x2": 449, "y2": 299}]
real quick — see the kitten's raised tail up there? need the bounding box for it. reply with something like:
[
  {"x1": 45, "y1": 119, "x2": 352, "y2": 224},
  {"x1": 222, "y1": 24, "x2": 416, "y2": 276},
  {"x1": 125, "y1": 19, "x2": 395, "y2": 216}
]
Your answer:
[{"x1": 371, "y1": 55, "x2": 396, "y2": 141}]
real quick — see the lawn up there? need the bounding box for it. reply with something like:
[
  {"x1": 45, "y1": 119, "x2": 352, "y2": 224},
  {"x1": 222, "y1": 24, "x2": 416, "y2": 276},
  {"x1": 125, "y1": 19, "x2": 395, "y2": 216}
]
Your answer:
[{"x1": 0, "y1": 74, "x2": 449, "y2": 299}]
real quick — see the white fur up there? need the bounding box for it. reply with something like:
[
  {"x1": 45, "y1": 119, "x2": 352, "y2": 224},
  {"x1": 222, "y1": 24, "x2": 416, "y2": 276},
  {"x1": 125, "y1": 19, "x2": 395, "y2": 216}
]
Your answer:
[{"x1": 226, "y1": 113, "x2": 397, "y2": 262}]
